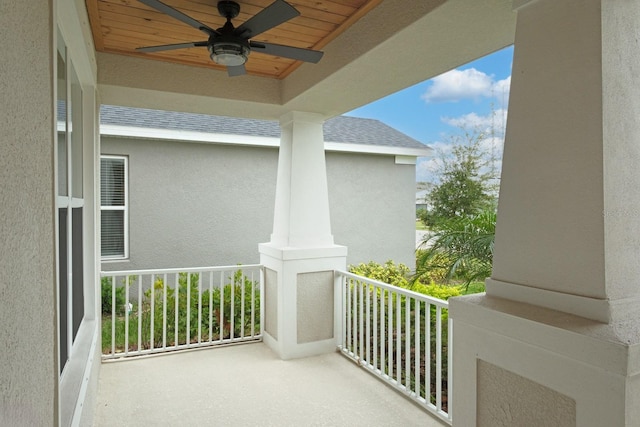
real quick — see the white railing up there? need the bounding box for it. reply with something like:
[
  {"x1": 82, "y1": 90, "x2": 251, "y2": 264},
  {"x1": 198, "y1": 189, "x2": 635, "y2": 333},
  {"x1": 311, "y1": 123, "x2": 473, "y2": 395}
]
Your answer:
[
  {"x1": 335, "y1": 271, "x2": 452, "y2": 425},
  {"x1": 100, "y1": 265, "x2": 263, "y2": 360}
]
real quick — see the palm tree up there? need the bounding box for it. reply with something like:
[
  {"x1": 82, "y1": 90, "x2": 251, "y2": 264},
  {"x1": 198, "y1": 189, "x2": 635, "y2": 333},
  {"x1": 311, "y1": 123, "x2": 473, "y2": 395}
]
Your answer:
[{"x1": 414, "y1": 209, "x2": 496, "y2": 288}]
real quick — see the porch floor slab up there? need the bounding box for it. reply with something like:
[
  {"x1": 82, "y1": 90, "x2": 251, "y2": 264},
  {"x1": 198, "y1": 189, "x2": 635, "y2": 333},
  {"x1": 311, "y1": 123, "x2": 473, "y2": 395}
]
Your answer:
[{"x1": 94, "y1": 342, "x2": 446, "y2": 426}]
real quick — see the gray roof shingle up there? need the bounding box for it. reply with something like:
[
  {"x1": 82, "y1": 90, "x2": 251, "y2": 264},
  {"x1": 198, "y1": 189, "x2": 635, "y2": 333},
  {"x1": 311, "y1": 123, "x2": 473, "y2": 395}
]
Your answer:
[{"x1": 99, "y1": 105, "x2": 428, "y2": 150}]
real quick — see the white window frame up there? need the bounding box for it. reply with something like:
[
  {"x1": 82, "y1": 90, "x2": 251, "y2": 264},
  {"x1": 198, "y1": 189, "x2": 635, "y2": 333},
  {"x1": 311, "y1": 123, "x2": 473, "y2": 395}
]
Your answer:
[{"x1": 100, "y1": 155, "x2": 129, "y2": 260}]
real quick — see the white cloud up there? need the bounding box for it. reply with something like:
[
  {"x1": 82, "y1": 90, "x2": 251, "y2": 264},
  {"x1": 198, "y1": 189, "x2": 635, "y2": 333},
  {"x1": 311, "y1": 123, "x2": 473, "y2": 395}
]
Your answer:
[
  {"x1": 416, "y1": 157, "x2": 439, "y2": 182},
  {"x1": 422, "y1": 68, "x2": 511, "y2": 104},
  {"x1": 417, "y1": 131, "x2": 505, "y2": 184},
  {"x1": 442, "y1": 109, "x2": 508, "y2": 133}
]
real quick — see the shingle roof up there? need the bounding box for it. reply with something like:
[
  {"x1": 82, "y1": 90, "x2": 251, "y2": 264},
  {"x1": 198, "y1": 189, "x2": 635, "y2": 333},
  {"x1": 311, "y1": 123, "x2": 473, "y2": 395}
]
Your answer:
[{"x1": 99, "y1": 105, "x2": 428, "y2": 150}]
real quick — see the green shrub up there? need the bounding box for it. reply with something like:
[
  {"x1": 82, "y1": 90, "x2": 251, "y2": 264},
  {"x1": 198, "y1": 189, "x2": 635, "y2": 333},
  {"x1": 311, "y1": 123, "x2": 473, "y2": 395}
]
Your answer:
[
  {"x1": 101, "y1": 276, "x2": 126, "y2": 315},
  {"x1": 349, "y1": 260, "x2": 411, "y2": 288},
  {"x1": 412, "y1": 281, "x2": 461, "y2": 300},
  {"x1": 102, "y1": 269, "x2": 260, "y2": 353},
  {"x1": 412, "y1": 251, "x2": 450, "y2": 284}
]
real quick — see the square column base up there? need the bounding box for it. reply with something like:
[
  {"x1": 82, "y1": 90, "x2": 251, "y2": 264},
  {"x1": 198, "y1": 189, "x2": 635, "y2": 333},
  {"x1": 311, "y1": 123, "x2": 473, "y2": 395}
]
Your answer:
[
  {"x1": 259, "y1": 243, "x2": 347, "y2": 360},
  {"x1": 450, "y1": 294, "x2": 640, "y2": 427}
]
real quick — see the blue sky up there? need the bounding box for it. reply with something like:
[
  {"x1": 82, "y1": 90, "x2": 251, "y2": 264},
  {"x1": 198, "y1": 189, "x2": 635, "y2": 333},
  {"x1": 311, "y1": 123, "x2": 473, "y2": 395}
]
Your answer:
[{"x1": 346, "y1": 46, "x2": 514, "y2": 182}]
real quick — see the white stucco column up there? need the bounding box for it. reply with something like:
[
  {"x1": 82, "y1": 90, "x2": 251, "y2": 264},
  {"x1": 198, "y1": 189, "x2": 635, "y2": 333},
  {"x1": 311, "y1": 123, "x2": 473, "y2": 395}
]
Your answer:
[
  {"x1": 450, "y1": 0, "x2": 640, "y2": 425},
  {"x1": 259, "y1": 111, "x2": 347, "y2": 360}
]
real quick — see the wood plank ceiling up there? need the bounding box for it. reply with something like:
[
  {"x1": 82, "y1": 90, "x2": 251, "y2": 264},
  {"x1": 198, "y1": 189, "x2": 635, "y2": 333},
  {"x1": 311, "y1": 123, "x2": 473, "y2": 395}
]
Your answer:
[{"x1": 86, "y1": 0, "x2": 382, "y2": 79}]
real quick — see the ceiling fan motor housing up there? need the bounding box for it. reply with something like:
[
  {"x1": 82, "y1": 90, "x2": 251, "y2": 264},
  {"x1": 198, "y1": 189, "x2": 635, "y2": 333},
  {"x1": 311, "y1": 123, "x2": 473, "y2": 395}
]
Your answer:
[{"x1": 208, "y1": 35, "x2": 250, "y2": 66}]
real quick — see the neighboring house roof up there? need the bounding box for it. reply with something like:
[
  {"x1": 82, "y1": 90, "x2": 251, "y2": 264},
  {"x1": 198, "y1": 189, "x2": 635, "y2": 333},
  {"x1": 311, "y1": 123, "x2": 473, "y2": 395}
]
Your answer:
[
  {"x1": 99, "y1": 105, "x2": 432, "y2": 157},
  {"x1": 416, "y1": 190, "x2": 430, "y2": 204}
]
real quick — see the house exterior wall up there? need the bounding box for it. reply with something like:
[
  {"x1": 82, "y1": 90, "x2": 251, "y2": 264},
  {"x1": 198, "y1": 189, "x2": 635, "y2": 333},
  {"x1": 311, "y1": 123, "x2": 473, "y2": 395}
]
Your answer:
[
  {"x1": 101, "y1": 137, "x2": 277, "y2": 270},
  {"x1": 0, "y1": 0, "x2": 57, "y2": 424},
  {"x1": 101, "y1": 136, "x2": 415, "y2": 271},
  {"x1": 326, "y1": 152, "x2": 416, "y2": 268}
]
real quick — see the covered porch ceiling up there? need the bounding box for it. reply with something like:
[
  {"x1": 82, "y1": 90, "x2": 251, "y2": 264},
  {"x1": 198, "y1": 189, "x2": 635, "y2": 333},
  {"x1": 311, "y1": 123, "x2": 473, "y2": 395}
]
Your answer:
[{"x1": 85, "y1": 0, "x2": 516, "y2": 120}]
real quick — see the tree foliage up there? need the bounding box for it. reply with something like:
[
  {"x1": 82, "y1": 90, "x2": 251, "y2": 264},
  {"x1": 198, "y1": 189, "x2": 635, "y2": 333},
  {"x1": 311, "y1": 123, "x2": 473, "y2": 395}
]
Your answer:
[
  {"x1": 420, "y1": 129, "x2": 499, "y2": 229},
  {"x1": 414, "y1": 209, "x2": 496, "y2": 287},
  {"x1": 416, "y1": 126, "x2": 501, "y2": 286}
]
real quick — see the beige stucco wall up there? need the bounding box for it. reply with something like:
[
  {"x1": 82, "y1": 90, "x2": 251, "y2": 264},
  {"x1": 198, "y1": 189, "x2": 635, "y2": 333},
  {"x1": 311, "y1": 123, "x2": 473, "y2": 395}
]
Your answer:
[
  {"x1": 477, "y1": 359, "x2": 576, "y2": 427},
  {"x1": 492, "y1": 0, "x2": 606, "y2": 299},
  {"x1": 600, "y1": 1, "x2": 640, "y2": 301},
  {"x1": 0, "y1": 0, "x2": 57, "y2": 424},
  {"x1": 296, "y1": 271, "x2": 334, "y2": 344}
]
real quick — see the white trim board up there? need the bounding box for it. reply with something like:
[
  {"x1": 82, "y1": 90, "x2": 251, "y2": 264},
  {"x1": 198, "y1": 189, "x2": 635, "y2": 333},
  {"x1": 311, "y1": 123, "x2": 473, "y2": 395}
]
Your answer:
[{"x1": 100, "y1": 124, "x2": 433, "y2": 158}]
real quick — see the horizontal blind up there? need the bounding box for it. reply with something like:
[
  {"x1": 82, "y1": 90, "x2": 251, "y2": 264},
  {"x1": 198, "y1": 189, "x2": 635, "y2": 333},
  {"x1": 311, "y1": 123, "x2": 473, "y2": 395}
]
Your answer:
[
  {"x1": 101, "y1": 158, "x2": 125, "y2": 206},
  {"x1": 100, "y1": 157, "x2": 127, "y2": 258}
]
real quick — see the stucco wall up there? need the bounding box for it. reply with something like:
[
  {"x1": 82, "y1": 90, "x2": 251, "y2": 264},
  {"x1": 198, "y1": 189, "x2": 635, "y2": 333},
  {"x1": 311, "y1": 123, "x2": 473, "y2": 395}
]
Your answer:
[
  {"x1": 492, "y1": 0, "x2": 606, "y2": 298},
  {"x1": 0, "y1": 0, "x2": 57, "y2": 424},
  {"x1": 477, "y1": 359, "x2": 576, "y2": 427},
  {"x1": 326, "y1": 152, "x2": 416, "y2": 268},
  {"x1": 101, "y1": 137, "x2": 415, "y2": 271},
  {"x1": 101, "y1": 137, "x2": 277, "y2": 270}
]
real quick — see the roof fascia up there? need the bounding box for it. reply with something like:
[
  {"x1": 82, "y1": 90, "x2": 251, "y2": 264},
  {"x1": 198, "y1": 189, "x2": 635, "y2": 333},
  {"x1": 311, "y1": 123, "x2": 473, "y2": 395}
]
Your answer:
[{"x1": 100, "y1": 124, "x2": 432, "y2": 157}]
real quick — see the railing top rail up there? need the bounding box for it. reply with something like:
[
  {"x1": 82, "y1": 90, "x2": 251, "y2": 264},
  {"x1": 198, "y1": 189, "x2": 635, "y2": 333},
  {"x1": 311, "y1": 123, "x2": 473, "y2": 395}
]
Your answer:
[
  {"x1": 101, "y1": 264, "x2": 263, "y2": 277},
  {"x1": 335, "y1": 270, "x2": 449, "y2": 308}
]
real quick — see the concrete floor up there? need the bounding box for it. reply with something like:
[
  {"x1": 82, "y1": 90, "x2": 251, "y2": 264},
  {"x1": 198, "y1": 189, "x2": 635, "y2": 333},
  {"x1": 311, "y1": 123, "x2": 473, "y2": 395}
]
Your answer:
[{"x1": 94, "y1": 342, "x2": 447, "y2": 427}]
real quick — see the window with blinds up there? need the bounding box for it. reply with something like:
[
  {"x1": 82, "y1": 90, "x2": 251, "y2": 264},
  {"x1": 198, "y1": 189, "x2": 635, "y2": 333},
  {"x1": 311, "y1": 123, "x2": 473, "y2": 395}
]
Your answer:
[{"x1": 100, "y1": 156, "x2": 128, "y2": 259}]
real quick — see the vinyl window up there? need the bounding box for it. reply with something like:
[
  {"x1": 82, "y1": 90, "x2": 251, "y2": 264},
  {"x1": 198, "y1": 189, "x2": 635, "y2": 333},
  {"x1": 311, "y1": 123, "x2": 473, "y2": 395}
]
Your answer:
[{"x1": 100, "y1": 155, "x2": 128, "y2": 259}]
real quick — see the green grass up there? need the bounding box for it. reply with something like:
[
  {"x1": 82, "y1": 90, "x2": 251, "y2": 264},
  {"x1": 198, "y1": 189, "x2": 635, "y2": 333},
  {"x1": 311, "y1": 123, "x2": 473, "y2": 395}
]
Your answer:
[
  {"x1": 460, "y1": 281, "x2": 486, "y2": 295},
  {"x1": 416, "y1": 219, "x2": 428, "y2": 230}
]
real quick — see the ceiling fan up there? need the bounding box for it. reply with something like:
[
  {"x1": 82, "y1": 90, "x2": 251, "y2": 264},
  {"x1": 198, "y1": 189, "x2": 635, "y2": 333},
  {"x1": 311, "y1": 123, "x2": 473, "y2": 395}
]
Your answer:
[{"x1": 136, "y1": 0, "x2": 324, "y2": 77}]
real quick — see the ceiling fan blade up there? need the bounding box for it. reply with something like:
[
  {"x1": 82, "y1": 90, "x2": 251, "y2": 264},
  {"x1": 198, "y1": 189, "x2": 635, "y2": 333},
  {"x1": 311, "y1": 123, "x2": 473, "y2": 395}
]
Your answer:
[
  {"x1": 227, "y1": 64, "x2": 246, "y2": 77},
  {"x1": 234, "y1": 0, "x2": 299, "y2": 39},
  {"x1": 250, "y1": 41, "x2": 323, "y2": 63},
  {"x1": 137, "y1": 41, "x2": 208, "y2": 53},
  {"x1": 137, "y1": 0, "x2": 218, "y2": 36}
]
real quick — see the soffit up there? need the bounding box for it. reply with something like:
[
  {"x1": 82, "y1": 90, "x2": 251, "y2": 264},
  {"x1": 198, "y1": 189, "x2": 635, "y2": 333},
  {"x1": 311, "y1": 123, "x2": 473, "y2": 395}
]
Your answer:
[
  {"x1": 86, "y1": 0, "x2": 382, "y2": 79},
  {"x1": 95, "y1": 0, "x2": 517, "y2": 120}
]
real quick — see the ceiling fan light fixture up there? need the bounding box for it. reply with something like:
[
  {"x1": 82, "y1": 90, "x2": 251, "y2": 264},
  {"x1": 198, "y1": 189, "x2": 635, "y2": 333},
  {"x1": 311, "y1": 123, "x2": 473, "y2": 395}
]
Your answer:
[{"x1": 208, "y1": 41, "x2": 249, "y2": 66}]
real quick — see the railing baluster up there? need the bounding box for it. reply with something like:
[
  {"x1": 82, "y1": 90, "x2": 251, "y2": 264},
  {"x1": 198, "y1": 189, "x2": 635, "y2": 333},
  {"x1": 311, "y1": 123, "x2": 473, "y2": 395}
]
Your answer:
[
  {"x1": 186, "y1": 273, "x2": 191, "y2": 346},
  {"x1": 396, "y1": 288, "x2": 401, "y2": 386},
  {"x1": 365, "y1": 282, "x2": 371, "y2": 368},
  {"x1": 380, "y1": 288, "x2": 385, "y2": 375},
  {"x1": 359, "y1": 280, "x2": 364, "y2": 363},
  {"x1": 241, "y1": 270, "x2": 245, "y2": 339},
  {"x1": 414, "y1": 298, "x2": 420, "y2": 398},
  {"x1": 198, "y1": 272, "x2": 202, "y2": 344},
  {"x1": 209, "y1": 272, "x2": 213, "y2": 343},
  {"x1": 137, "y1": 275, "x2": 142, "y2": 353},
  {"x1": 387, "y1": 288, "x2": 393, "y2": 379},
  {"x1": 436, "y1": 305, "x2": 442, "y2": 412},
  {"x1": 250, "y1": 270, "x2": 255, "y2": 337},
  {"x1": 260, "y1": 267, "x2": 265, "y2": 337},
  {"x1": 352, "y1": 280, "x2": 357, "y2": 354},
  {"x1": 124, "y1": 275, "x2": 130, "y2": 355},
  {"x1": 111, "y1": 275, "x2": 116, "y2": 356},
  {"x1": 426, "y1": 303, "x2": 431, "y2": 405},
  {"x1": 448, "y1": 312, "x2": 453, "y2": 421},
  {"x1": 373, "y1": 285, "x2": 378, "y2": 371},
  {"x1": 230, "y1": 271, "x2": 235, "y2": 340},
  {"x1": 174, "y1": 273, "x2": 179, "y2": 348},
  {"x1": 162, "y1": 273, "x2": 167, "y2": 349},
  {"x1": 219, "y1": 271, "x2": 224, "y2": 342},
  {"x1": 346, "y1": 278, "x2": 351, "y2": 353},
  {"x1": 150, "y1": 274, "x2": 155, "y2": 351},
  {"x1": 405, "y1": 295, "x2": 410, "y2": 389}
]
